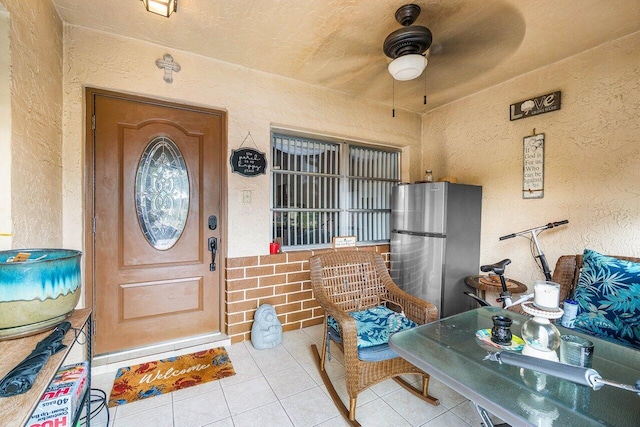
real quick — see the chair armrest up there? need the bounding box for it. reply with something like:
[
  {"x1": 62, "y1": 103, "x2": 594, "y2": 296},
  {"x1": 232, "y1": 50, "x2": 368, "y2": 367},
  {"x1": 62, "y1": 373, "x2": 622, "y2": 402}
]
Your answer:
[
  {"x1": 386, "y1": 287, "x2": 438, "y2": 325},
  {"x1": 372, "y1": 259, "x2": 438, "y2": 324},
  {"x1": 315, "y1": 298, "x2": 360, "y2": 350},
  {"x1": 379, "y1": 295, "x2": 405, "y2": 313}
]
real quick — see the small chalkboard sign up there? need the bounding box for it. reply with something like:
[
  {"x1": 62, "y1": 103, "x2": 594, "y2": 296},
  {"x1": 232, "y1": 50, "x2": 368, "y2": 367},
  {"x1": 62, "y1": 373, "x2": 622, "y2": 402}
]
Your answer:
[{"x1": 230, "y1": 148, "x2": 267, "y2": 177}]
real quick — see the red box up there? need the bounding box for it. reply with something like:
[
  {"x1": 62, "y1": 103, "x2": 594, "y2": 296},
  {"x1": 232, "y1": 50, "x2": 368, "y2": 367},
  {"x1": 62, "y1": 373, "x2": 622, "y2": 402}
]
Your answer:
[{"x1": 28, "y1": 362, "x2": 89, "y2": 427}]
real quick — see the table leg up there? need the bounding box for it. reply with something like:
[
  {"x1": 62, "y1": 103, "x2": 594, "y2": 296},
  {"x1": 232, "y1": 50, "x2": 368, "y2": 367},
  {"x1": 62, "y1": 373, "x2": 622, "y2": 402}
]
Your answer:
[
  {"x1": 475, "y1": 403, "x2": 493, "y2": 427},
  {"x1": 474, "y1": 403, "x2": 509, "y2": 427}
]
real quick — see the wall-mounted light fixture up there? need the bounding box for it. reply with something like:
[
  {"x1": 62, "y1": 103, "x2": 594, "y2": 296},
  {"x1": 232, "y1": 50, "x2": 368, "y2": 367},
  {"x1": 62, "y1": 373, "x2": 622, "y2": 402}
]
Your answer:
[{"x1": 141, "y1": 0, "x2": 177, "y2": 18}]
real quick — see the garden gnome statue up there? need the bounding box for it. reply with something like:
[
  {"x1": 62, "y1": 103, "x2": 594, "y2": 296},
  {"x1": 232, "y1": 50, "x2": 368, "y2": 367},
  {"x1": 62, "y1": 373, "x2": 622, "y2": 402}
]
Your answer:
[{"x1": 251, "y1": 304, "x2": 282, "y2": 349}]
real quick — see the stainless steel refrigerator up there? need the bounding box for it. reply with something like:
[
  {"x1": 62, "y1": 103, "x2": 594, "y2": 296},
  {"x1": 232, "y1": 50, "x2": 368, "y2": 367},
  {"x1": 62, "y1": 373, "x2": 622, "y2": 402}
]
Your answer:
[{"x1": 390, "y1": 182, "x2": 482, "y2": 318}]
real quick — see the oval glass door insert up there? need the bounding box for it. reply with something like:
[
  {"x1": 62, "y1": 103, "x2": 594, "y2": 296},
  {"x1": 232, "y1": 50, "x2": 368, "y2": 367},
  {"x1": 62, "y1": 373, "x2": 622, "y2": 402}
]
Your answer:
[{"x1": 135, "y1": 136, "x2": 189, "y2": 250}]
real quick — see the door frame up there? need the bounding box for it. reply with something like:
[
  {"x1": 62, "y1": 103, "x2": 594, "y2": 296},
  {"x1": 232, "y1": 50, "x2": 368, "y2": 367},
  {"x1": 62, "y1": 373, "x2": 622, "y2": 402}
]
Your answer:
[{"x1": 84, "y1": 87, "x2": 228, "y2": 345}]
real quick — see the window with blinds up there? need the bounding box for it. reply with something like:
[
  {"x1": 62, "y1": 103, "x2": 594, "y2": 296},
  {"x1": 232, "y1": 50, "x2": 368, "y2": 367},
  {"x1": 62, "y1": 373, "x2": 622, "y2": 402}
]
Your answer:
[{"x1": 271, "y1": 133, "x2": 401, "y2": 248}]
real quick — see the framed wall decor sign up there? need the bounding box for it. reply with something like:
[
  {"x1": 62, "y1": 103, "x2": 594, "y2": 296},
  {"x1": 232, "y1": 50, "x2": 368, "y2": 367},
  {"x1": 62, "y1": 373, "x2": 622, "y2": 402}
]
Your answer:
[
  {"x1": 510, "y1": 91, "x2": 561, "y2": 121},
  {"x1": 523, "y1": 133, "x2": 544, "y2": 199}
]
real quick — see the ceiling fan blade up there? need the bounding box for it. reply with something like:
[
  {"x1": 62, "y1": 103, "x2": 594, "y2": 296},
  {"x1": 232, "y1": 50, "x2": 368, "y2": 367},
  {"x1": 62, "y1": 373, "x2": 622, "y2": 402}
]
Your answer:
[{"x1": 421, "y1": 1, "x2": 526, "y2": 91}]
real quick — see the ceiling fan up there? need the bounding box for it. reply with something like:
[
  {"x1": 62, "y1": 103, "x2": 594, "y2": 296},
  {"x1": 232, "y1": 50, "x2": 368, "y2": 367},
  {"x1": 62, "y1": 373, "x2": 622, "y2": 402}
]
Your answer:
[
  {"x1": 311, "y1": 1, "x2": 525, "y2": 113},
  {"x1": 383, "y1": 4, "x2": 433, "y2": 81}
]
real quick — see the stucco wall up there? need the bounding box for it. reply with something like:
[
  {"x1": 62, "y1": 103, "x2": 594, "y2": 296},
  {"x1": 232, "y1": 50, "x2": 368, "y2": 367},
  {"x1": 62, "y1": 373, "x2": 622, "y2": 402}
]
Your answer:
[
  {"x1": 0, "y1": 6, "x2": 10, "y2": 249},
  {"x1": 421, "y1": 31, "x2": 640, "y2": 288},
  {"x1": 0, "y1": 0, "x2": 63, "y2": 249},
  {"x1": 61, "y1": 26, "x2": 421, "y2": 259}
]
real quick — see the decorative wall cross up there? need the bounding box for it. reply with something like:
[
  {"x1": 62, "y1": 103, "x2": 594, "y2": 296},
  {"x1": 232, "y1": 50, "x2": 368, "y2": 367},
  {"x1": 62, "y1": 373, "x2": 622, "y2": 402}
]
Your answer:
[{"x1": 155, "y1": 54, "x2": 181, "y2": 83}]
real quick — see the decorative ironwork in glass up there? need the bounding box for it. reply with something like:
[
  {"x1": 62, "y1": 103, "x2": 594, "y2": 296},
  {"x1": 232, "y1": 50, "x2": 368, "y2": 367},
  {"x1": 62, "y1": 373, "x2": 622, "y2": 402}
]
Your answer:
[{"x1": 135, "y1": 136, "x2": 189, "y2": 250}]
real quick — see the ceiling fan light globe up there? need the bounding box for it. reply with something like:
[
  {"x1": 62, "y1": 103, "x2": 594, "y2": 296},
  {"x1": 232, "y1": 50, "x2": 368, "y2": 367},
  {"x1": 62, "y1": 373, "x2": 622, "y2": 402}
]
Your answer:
[{"x1": 388, "y1": 54, "x2": 427, "y2": 81}]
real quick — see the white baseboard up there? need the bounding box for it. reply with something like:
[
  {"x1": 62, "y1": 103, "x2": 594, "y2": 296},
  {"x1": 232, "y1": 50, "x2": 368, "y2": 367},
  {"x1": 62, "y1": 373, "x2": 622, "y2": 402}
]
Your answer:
[{"x1": 91, "y1": 332, "x2": 231, "y2": 375}]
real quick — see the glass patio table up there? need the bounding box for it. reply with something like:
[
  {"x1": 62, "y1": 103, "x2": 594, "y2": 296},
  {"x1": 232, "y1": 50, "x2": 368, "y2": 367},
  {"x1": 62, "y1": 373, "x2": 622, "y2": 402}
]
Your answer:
[{"x1": 389, "y1": 306, "x2": 640, "y2": 427}]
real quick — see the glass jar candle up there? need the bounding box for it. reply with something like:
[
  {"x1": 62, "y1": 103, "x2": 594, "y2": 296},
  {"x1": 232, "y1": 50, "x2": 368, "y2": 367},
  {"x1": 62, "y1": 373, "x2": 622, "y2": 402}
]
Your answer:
[{"x1": 533, "y1": 281, "x2": 560, "y2": 310}]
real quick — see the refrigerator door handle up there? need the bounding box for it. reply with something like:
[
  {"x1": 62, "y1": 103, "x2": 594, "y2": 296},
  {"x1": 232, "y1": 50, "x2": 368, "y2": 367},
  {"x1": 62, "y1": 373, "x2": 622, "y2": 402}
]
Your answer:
[{"x1": 392, "y1": 230, "x2": 446, "y2": 238}]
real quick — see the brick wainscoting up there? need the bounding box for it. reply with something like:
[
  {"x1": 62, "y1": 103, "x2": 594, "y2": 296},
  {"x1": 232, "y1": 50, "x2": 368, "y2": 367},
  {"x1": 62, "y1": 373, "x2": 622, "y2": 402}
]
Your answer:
[{"x1": 225, "y1": 244, "x2": 390, "y2": 343}]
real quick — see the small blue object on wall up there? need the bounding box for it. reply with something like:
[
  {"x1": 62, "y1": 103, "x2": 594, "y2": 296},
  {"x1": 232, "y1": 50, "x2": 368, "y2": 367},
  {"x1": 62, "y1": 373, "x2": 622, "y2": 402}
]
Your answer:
[{"x1": 251, "y1": 304, "x2": 282, "y2": 350}]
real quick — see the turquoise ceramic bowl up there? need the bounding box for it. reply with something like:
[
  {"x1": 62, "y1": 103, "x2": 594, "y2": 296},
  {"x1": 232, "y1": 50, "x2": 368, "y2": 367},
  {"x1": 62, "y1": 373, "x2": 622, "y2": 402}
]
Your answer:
[{"x1": 0, "y1": 249, "x2": 82, "y2": 338}]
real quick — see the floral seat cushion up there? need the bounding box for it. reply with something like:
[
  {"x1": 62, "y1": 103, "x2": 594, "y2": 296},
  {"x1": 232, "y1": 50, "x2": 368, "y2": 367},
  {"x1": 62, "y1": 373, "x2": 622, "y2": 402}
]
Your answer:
[
  {"x1": 327, "y1": 305, "x2": 418, "y2": 349},
  {"x1": 573, "y1": 249, "x2": 640, "y2": 348}
]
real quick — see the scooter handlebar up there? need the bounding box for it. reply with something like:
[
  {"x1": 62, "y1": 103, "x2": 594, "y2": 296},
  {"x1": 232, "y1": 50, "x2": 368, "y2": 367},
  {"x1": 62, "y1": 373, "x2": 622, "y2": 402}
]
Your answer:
[{"x1": 499, "y1": 220, "x2": 568, "y2": 240}]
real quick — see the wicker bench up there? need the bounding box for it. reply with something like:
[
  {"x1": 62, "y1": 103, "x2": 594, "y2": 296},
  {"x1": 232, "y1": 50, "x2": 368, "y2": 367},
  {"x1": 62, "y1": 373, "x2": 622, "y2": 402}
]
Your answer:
[{"x1": 551, "y1": 254, "x2": 640, "y2": 302}]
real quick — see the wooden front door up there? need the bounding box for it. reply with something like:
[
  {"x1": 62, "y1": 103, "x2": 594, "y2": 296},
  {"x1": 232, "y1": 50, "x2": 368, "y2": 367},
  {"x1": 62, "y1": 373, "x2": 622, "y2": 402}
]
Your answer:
[{"x1": 87, "y1": 89, "x2": 226, "y2": 355}]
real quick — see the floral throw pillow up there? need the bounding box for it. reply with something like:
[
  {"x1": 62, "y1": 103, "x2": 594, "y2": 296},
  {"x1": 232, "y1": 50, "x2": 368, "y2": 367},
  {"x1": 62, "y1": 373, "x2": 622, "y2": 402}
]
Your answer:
[{"x1": 573, "y1": 249, "x2": 640, "y2": 348}]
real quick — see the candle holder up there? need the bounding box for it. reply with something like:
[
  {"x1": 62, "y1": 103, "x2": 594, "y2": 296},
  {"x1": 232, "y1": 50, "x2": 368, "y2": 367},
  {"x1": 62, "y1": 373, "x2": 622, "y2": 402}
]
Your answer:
[
  {"x1": 521, "y1": 281, "x2": 563, "y2": 361},
  {"x1": 491, "y1": 315, "x2": 513, "y2": 346}
]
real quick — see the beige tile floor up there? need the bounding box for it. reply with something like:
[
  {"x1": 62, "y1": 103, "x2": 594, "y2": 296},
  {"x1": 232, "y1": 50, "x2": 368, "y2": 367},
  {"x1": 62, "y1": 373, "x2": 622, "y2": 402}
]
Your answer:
[{"x1": 89, "y1": 324, "x2": 499, "y2": 427}]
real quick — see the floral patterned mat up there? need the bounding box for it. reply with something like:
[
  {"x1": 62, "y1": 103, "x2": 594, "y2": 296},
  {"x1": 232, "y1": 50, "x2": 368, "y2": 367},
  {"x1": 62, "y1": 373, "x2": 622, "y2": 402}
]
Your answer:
[
  {"x1": 108, "y1": 347, "x2": 235, "y2": 407},
  {"x1": 475, "y1": 329, "x2": 525, "y2": 351}
]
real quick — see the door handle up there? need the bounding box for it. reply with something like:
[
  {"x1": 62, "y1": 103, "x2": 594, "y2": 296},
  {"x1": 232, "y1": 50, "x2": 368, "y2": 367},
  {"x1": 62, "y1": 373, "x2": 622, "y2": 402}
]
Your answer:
[{"x1": 208, "y1": 237, "x2": 218, "y2": 271}]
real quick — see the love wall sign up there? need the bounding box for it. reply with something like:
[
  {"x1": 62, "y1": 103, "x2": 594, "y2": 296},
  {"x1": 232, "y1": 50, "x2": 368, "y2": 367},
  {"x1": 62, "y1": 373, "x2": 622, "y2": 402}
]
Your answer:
[{"x1": 510, "y1": 91, "x2": 561, "y2": 121}]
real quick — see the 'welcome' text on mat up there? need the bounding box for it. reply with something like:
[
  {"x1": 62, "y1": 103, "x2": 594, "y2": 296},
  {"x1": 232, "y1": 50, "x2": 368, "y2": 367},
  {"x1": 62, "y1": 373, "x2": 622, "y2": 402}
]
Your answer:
[{"x1": 108, "y1": 347, "x2": 235, "y2": 407}]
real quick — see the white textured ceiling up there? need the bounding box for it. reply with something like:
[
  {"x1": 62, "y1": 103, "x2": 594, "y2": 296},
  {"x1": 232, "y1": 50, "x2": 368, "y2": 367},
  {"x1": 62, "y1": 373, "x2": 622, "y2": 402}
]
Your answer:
[{"x1": 51, "y1": 0, "x2": 640, "y2": 113}]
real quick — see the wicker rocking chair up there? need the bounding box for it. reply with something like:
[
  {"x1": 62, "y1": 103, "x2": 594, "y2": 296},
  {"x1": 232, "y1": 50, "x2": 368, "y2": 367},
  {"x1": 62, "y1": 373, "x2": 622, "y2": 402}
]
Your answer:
[{"x1": 310, "y1": 250, "x2": 439, "y2": 425}]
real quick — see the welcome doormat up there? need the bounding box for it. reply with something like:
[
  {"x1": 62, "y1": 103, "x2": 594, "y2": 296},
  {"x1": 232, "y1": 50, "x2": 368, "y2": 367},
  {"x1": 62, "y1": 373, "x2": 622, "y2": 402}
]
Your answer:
[{"x1": 108, "y1": 347, "x2": 235, "y2": 407}]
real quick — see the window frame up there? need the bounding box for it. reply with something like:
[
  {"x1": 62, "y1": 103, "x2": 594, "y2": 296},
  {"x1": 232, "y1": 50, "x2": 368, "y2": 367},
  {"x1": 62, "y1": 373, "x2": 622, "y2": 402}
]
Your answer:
[{"x1": 270, "y1": 131, "x2": 401, "y2": 249}]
